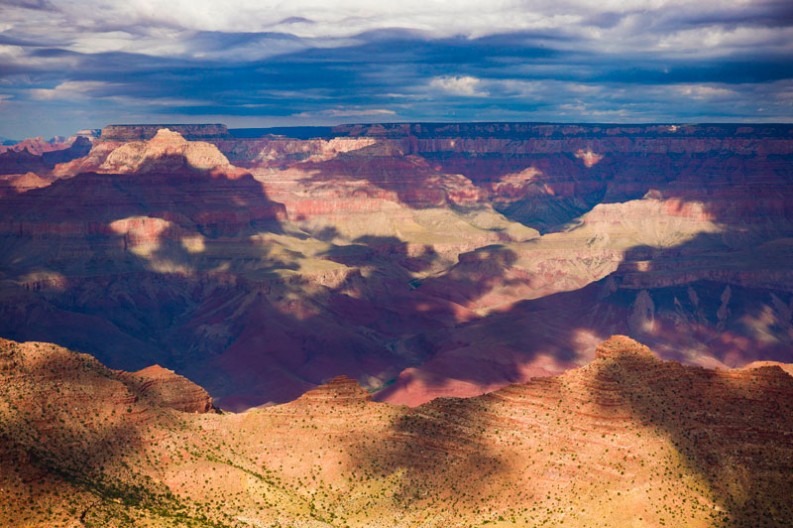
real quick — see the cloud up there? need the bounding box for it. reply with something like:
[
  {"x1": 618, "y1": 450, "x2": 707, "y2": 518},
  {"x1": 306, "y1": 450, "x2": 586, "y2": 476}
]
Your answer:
[
  {"x1": 1, "y1": 1, "x2": 792, "y2": 138},
  {"x1": 28, "y1": 81, "x2": 110, "y2": 100},
  {"x1": 1, "y1": 0, "x2": 55, "y2": 9},
  {"x1": 3, "y1": 1, "x2": 791, "y2": 57},
  {"x1": 295, "y1": 108, "x2": 397, "y2": 118},
  {"x1": 673, "y1": 84, "x2": 737, "y2": 100},
  {"x1": 430, "y1": 76, "x2": 489, "y2": 97}
]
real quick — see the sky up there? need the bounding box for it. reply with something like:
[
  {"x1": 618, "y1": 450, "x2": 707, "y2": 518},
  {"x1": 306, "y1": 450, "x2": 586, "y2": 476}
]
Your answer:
[{"x1": 1, "y1": 0, "x2": 792, "y2": 138}]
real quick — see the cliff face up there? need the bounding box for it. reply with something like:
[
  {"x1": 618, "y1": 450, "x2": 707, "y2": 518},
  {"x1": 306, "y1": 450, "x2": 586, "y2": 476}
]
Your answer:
[
  {"x1": 330, "y1": 121, "x2": 793, "y2": 140},
  {"x1": 100, "y1": 123, "x2": 230, "y2": 141},
  {"x1": 208, "y1": 123, "x2": 793, "y2": 237},
  {"x1": 1, "y1": 336, "x2": 792, "y2": 527},
  {"x1": 0, "y1": 136, "x2": 93, "y2": 197},
  {"x1": 1, "y1": 122, "x2": 793, "y2": 409},
  {"x1": 119, "y1": 364, "x2": 216, "y2": 413},
  {"x1": 98, "y1": 128, "x2": 235, "y2": 174}
]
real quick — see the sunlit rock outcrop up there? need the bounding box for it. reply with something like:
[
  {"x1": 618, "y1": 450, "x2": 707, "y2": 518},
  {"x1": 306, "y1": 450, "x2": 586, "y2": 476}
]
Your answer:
[{"x1": 1, "y1": 336, "x2": 791, "y2": 527}]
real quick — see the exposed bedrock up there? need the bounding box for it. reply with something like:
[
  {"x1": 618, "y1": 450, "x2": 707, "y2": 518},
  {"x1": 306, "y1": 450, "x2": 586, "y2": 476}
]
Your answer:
[
  {"x1": 1, "y1": 123, "x2": 793, "y2": 408},
  {"x1": 2, "y1": 335, "x2": 793, "y2": 527}
]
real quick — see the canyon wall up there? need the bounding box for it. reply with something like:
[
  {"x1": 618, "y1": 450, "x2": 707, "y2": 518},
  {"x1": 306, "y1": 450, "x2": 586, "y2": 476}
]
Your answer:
[
  {"x1": 100, "y1": 123, "x2": 231, "y2": 141},
  {"x1": 1, "y1": 122, "x2": 793, "y2": 409}
]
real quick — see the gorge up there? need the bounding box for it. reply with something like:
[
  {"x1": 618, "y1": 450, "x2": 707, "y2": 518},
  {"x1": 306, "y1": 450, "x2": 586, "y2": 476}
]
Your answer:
[
  {"x1": 2, "y1": 121, "x2": 793, "y2": 527},
  {"x1": 1, "y1": 122, "x2": 792, "y2": 408}
]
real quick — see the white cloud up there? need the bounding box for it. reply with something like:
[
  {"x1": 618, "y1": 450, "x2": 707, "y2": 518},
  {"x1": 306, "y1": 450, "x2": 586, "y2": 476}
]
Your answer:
[
  {"x1": 673, "y1": 84, "x2": 737, "y2": 100},
  {"x1": 295, "y1": 108, "x2": 397, "y2": 118},
  {"x1": 27, "y1": 81, "x2": 204, "y2": 107},
  {"x1": 29, "y1": 81, "x2": 110, "y2": 100},
  {"x1": 0, "y1": 44, "x2": 26, "y2": 59},
  {"x1": 3, "y1": 0, "x2": 785, "y2": 59},
  {"x1": 430, "y1": 76, "x2": 488, "y2": 97},
  {"x1": 325, "y1": 109, "x2": 396, "y2": 117},
  {"x1": 658, "y1": 26, "x2": 793, "y2": 55},
  {"x1": 557, "y1": 103, "x2": 631, "y2": 118},
  {"x1": 294, "y1": 108, "x2": 396, "y2": 118}
]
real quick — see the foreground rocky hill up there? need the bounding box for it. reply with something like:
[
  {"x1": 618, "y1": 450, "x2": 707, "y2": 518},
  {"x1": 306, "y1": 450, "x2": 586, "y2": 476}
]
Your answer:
[
  {"x1": 1, "y1": 335, "x2": 791, "y2": 527},
  {"x1": 1, "y1": 123, "x2": 793, "y2": 408}
]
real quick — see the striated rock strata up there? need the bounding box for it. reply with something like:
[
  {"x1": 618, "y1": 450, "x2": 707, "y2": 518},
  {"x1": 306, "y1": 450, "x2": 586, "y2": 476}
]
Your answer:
[
  {"x1": 101, "y1": 123, "x2": 231, "y2": 141},
  {"x1": 119, "y1": 364, "x2": 216, "y2": 413},
  {"x1": 2, "y1": 123, "x2": 793, "y2": 410}
]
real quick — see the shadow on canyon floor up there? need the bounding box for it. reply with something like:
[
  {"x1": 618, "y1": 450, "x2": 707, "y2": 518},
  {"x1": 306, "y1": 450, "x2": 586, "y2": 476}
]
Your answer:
[
  {"x1": 0, "y1": 157, "x2": 288, "y2": 369},
  {"x1": 0, "y1": 154, "x2": 526, "y2": 407}
]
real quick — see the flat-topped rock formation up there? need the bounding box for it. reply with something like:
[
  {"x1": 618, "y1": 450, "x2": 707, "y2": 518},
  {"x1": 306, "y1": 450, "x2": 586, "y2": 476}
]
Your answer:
[
  {"x1": 331, "y1": 121, "x2": 793, "y2": 139},
  {"x1": 100, "y1": 123, "x2": 231, "y2": 141}
]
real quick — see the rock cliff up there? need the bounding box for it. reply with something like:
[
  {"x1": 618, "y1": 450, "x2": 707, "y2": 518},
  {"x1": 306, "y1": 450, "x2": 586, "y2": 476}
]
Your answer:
[
  {"x1": 100, "y1": 123, "x2": 231, "y2": 141},
  {"x1": 99, "y1": 128, "x2": 235, "y2": 174},
  {"x1": 120, "y1": 364, "x2": 217, "y2": 413}
]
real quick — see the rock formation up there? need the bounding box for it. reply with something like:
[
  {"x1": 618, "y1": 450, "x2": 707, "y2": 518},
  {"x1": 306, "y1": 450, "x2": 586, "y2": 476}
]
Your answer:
[
  {"x1": 0, "y1": 135, "x2": 71, "y2": 156},
  {"x1": 40, "y1": 135, "x2": 92, "y2": 165},
  {"x1": 0, "y1": 136, "x2": 94, "y2": 197},
  {"x1": 1, "y1": 335, "x2": 791, "y2": 527},
  {"x1": 1, "y1": 122, "x2": 793, "y2": 409},
  {"x1": 98, "y1": 128, "x2": 236, "y2": 174},
  {"x1": 100, "y1": 123, "x2": 231, "y2": 141},
  {"x1": 120, "y1": 364, "x2": 217, "y2": 413}
]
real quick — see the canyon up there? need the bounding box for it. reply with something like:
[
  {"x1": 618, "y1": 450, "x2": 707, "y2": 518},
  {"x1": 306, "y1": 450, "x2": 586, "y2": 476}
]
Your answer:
[{"x1": 1, "y1": 123, "x2": 793, "y2": 410}]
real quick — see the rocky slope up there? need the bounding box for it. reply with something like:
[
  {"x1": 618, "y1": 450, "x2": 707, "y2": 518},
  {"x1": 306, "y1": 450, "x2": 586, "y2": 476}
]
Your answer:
[
  {"x1": 1, "y1": 123, "x2": 793, "y2": 408},
  {"x1": 1, "y1": 335, "x2": 792, "y2": 527},
  {"x1": 0, "y1": 135, "x2": 93, "y2": 197}
]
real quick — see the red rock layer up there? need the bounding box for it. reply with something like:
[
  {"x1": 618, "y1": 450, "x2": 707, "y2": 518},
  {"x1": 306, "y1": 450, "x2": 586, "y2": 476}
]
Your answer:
[{"x1": 120, "y1": 364, "x2": 216, "y2": 413}]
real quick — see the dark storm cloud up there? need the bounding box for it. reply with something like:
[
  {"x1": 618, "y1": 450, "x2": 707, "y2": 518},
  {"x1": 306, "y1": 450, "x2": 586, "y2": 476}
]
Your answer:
[
  {"x1": 6, "y1": 32, "x2": 565, "y2": 105},
  {"x1": 278, "y1": 16, "x2": 314, "y2": 26},
  {"x1": 586, "y1": 2, "x2": 793, "y2": 32},
  {"x1": 662, "y1": 0, "x2": 793, "y2": 29},
  {"x1": 0, "y1": 1, "x2": 791, "y2": 137},
  {"x1": 598, "y1": 57, "x2": 793, "y2": 85}
]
